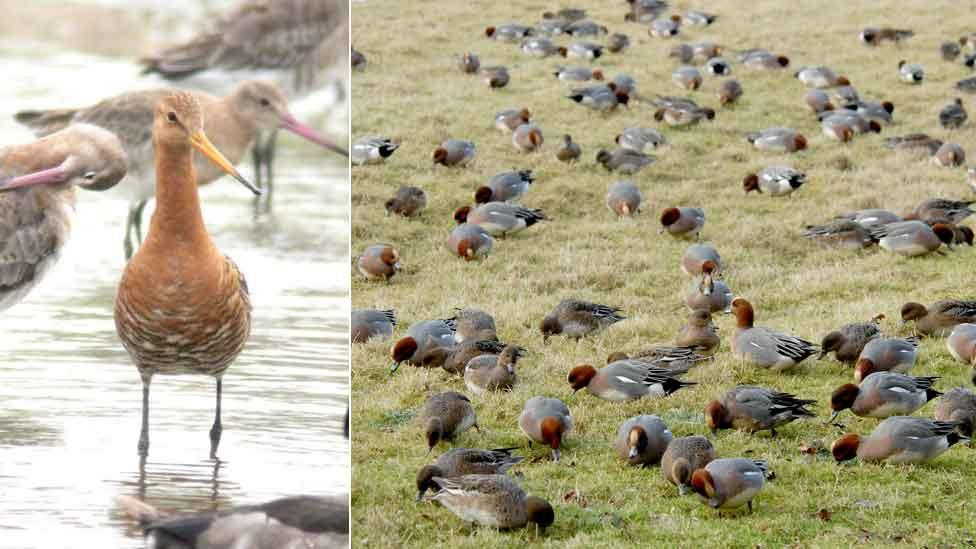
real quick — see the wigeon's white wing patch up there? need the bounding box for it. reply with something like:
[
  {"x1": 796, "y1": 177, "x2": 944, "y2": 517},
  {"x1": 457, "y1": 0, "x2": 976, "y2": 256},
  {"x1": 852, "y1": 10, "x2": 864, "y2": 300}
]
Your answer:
[
  {"x1": 742, "y1": 471, "x2": 763, "y2": 478},
  {"x1": 615, "y1": 376, "x2": 639, "y2": 384},
  {"x1": 749, "y1": 342, "x2": 763, "y2": 349},
  {"x1": 888, "y1": 386, "x2": 912, "y2": 394}
]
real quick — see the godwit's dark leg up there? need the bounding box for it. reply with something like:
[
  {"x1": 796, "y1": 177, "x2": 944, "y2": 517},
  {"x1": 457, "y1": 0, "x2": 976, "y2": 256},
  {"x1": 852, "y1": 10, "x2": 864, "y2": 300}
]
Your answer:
[
  {"x1": 209, "y1": 377, "x2": 223, "y2": 459},
  {"x1": 133, "y1": 200, "x2": 149, "y2": 246},
  {"x1": 124, "y1": 204, "x2": 140, "y2": 260},
  {"x1": 263, "y1": 129, "x2": 279, "y2": 214},
  {"x1": 138, "y1": 380, "x2": 150, "y2": 456},
  {"x1": 251, "y1": 141, "x2": 264, "y2": 217}
]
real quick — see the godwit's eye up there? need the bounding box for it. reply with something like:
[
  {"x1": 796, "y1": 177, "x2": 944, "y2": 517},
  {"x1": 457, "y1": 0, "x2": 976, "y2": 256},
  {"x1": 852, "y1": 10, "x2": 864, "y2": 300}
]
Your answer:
[
  {"x1": 167, "y1": 112, "x2": 178, "y2": 123},
  {"x1": 83, "y1": 172, "x2": 96, "y2": 180},
  {"x1": 259, "y1": 98, "x2": 270, "y2": 107}
]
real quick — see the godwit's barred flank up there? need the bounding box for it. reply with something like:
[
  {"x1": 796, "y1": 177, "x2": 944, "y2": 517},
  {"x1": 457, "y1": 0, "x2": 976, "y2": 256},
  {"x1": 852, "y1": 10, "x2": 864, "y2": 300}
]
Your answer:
[
  {"x1": 0, "y1": 124, "x2": 126, "y2": 311},
  {"x1": 114, "y1": 91, "x2": 259, "y2": 459},
  {"x1": 16, "y1": 80, "x2": 346, "y2": 258}
]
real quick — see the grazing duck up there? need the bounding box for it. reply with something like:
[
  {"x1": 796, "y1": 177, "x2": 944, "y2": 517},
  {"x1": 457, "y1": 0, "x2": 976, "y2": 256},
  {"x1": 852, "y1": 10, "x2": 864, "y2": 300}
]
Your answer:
[
  {"x1": 804, "y1": 89, "x2": 834, "y2": 113},
  {"x1": 485, "y1": 24, "x2": 531, "y2": 42},
  {"x1": 675, "y1": 309, "x2": 721, "y2": 354},
  {"x1": 494, "y1": 108, "x2": 531, "y2": 133},
  {"x1": 660, "y1": 207, "x2": 705, "y2": 239},
  {"x1": 947, "y1": 323, "x2": 976, "y2": 364},
  {"x1": 730, "y1": 298, "x2": 818, "y2": 371},
  {"x1": 742, "y1": 51, "x2": 790, "y2": 70},
  {"x1": 457, "y1": 52, "x2": 480, "y2": 74},
  {"x1": 685, "y1": 262, "x2": 732, "y2": 315},
  {"x1": 432, "y1": 139, "x2": 476, "y2": 167},
  {"x1": 540, "y1": 299, "x2": 625, "y2": 342},
  {"x1": 566, "y1": 20, "x2": 607, "y2": 38},
  {"x1": 351, "y1": 309, "x2": 396, "y2": 343},
  {"x1": 672, "y1": 66, "x2": 703, "y2": 90},
  {"x1": 447, "y1": 223, "x2": 493, "y2": 261},
  {"x1": 860, "y1": 27, "x2": 914, "y2": 45},
  {"x1": 616, "y1": 127, "x2": 667, "y2": 153},
  {"x1": 521, "y1": 37, "x2": 566, "y2": 58},
  {"x1": 719, "y1": 79, "x2": 743, "y2": 106},
  {"x1": 662, "y1": 436, "x2": 716, "y2": 495},
  {"x1": 421, "y1": 392, "x2": 479, "y2": 451},
  {"x1": 568, "y1": 361, "x2": 696, "y2": 402},
  {"x1": 832, "y1": 416, "x2": 966, "y2": 464},
  {"x1": 853, "y1": 336, "x2": 919, "y2": 382},
  {"x1": 901, "y1": 300, "x2": 976, "y2": 337},
  {"x1": 829, "y1": 373, "x2": 940, "y2": 422},
  {"x1": 553, "y1": 66, "x2": 603, "y2": 82},
  {"x1": 705, "y1": 385, "x2": 816, "y2": 436},
  {"x1": 567, "y1": 84, "x2": 629, "y2": 112},
  {"x1": 454, "y1": 203, "x2": 546, "y2": 238},
  {"x1": 746, "y1": 128, "x2": 807, "y2": 152},
  {"x1": 442, "y1": 340, "x2": 506, "y2": 375},
  {"x1": 654, "y1": 105, "x2": 715, "y2": 127},
  {"x1": 743, "y1": 165, "x2": 806, "y2": 196},
  {"x1": 795, "y1": 66, "x2": 849, "y2": 88},
  {"x1": 836, "y1": 208, "x2": 903, "y2": 228},
  {"x1": 957, "y1": 76, "x2": 976, "y2": 93},
  {"x1": 607, "y1": 33, "x2": 630, "y2": 53},
  {"x1": 606, "y1": 180, "x2": 642, "y2": 216},
  {"x1": 476, "y1": 170, "x2": 534, "y2": 204},
  {"x1": 512, "y1": 124, "x2": 544, "y2": 153},
  {"x1": 934, "y1": 388, "x2": 976, "y2": 439},
  {"x1": 429, "y1": 474, "x2": 554, "y2": 529},
  {"x1": 449, "y1": 308, "x2": 497, "y2": 343},
  {"x1": 614, "y1": 415, "x2": 673, "y2": 466},
  {"x1": 390, "y1": 319, "x2": 456, "y2": 372},
  {"x1": 883, "y1": 133, "x2": 941, "y2": 154},
  {"x1": 681, "y1": 243, "x2": 723, "y2": 277},
  {"x1": 932, "y1": 143, "x2": 966, "y2": 167},
  {"x1": 801, "y1": 219, "x2": 873, "y2": 249},
  {"x1": 518, "y1": 396, "x2": 572, "y2": 461},
  {"x1": 352, "y1": 136, "x2": 399, "y2": 166},
  {"x1": 480, "y1": 66, "x2": 510, "y2": 88},
  {"x1": 649, "y1": 16, "x2": 681, "y2": 38},
  {"x1": 939, "y1": 98, "x2": 967, "y2": 129},
  {"x1": 942, "y1": 41, "x2": 962, "y2": 60},
  {"x1": 556, "y1": 134, "x2": 582, "y2": 162},
  {"x1": 416, "y1": 448, "x2": 523, "y2": 500},
  {"x1": 385, "y1": 186, "x2": 427, "y2": 217},
  {"x1": 819, "y1": 317, "x2": 882, "y2": 364},
  {"x1": 898, "y1": 60, "x2": 924, "y2": 83},
  {"x1": 567, "y1": 42, "x2": 603, "y2": 60},
  {"x1": 868, "y1": 221, "x2": 954, "y2": 256},
  {"x1": 464, "y1": 345, "x2": 522, "y2": 394},
  {"x1": 357, "y1": 244, "x2": 401, "y2": 281},
  {"x1": 908, "y1": 199, "x2": 974, "y2": 224},
  {"x1": 691, "y1": 459, "x2": 770, "y2": 513},
  {"x1": 596, "y1": 148, "x2": 654, "y2": 173}
]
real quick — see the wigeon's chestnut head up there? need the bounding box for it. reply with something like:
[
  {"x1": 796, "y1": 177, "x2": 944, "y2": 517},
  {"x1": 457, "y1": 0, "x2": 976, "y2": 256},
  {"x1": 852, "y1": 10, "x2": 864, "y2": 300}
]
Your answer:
[
  {"x1": 690, "y1": 468, "x2": 715, "y2": 498},
  {"x1": 824, "y1": 103, "x2": 835, "y2": 111},
  {"x1": 831, "y1": 433, "x2": 861, "y2": 462},
  {"x1": 743, "y1": 173, "x2": 760, "y2": 193},
  {"x1": 379, "y1": 247, "x2": 400, "y2": 267},
  {"x1": 485, "y1": 26, "x2": 496, "y2": 37},
  {"x1": 540, "y1": 416, "x2": 565, "y2": 460},
  {"x1": 607, "y1": 82, "x2": 617, "y2": 92},
  {"x1": 627, "y1": 426, "x2": 648, "y2": 459},
  {"x1": 777, "y1": 56, "x2": 790, "y2": 67},
  {"x1": 519, "y1": 108, "x2": 532, "y2": 123},
  {"x1": 853, "y1": 358, "x2": 876, "y2": 382},
  {"x1": 526, "y1": 497, "x2": 555, "y2": 528},
  {"x1": 931, "y1": 223, "x2": 956, "y2": 246},
  {"x1": 453, "y1": 206, "x2": 471, "y2": 224},
  {"x1": 868, "y1": 120, "x2": 882, "y2": 133},
  {"x1": 660, "y1": 207, "x2": 681, "y2": 227},
  {"x1": 819, "y1": 331, "x2": 845, "y2": 359},
  {"x1": 474, "y1": 186, "x2": 493, "y2": 204},
  {"x1": 900, "y1": 302, "x2": 927, "y2": 322},
  {"x1": 701, "y1": 260, "x2": 718, "y2": 275},
  {"x1": 670, "y1": 14, "x2": 682, "y2": 22},
  {"x1": 882, "y1": 101, "x2": 895, "y2": 114},
  {"x1": 606, "y1": 351, "x2": 629, "y2": 364},
  {"x1": 390, "y1": 337, "x2": 418, "y2": 372},
  {"x1": 456, "y1": 239, "x2": 477, "y2": 260},
  {"x1": 415, "y1": 464, "x2": 442, "y2": 501},
  {"x1": 433, "y1": 147, "x2": 448, "y2": 164},
  {"x1": 836, "y1": 76, "x2": 851, "y2": 86},
  {"x1": 529, "y1": 129, "x2": 543, "y2": 147},
  {"x1": 730, "y1": 297, "x2": 755, "y2": 328},
  {"x1": 794, "y1": 134, "x2": 808, "y2": 150},
  {"x1": 567, "y1": 364, "x2": 597, "y2": 392},
  {"x1": 592, "y1": 68, "x2": 605, "y2": 81},
  {"x1": 704, "y1": 400, "x2": 730, "y2": 435},
  {"x1": 838, "y1": 127, "x2": 854, "y2": 143},
  {"x1": 829, "y1": 383, "x2": 860, "y2": 418},
  {"x1": 557, "y1": 46, "x2": 568, "y2": 57}
]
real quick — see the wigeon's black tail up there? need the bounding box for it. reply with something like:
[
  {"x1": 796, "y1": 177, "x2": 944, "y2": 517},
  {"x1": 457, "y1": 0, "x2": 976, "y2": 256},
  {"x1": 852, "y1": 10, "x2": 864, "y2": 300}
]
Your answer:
[
  {"x1": 568, "y1": 94, "x2": 584, "y2": 103},
  {"x1": 656, "y1": 376, "x2": 697, "y2": 395},
  {"x1": 926, "y1": 387, "x2": 943, "y2": 402},
  {"x1": 947, "y1": 431, "x2": 970, "y2": 447},
  {"x1": 752, "y1": 460, "x2": 775, "y2": 480}
]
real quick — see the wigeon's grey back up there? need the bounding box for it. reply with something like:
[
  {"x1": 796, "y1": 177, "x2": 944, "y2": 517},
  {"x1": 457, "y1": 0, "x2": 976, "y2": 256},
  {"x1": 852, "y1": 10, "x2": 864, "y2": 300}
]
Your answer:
[
  {"x1": 681, "y1": 244, "x2": 722, "y2": 277},
  {"x1": 848, "y1": 372, "x2": 940, "y2": 418},
  {"x1": 731, "y1": 326, "x2": 818, "y2": 371},
  {"x1": 518, "y1": 396, "x2": 572, "y2": 446},
  {"x1": 616, "y1": 127, "x2": 667, "y2": 154},
  {"x1": 403, "y1": 319, "x2": 457, "y2": 367},
  {"x1": 696, "y1": 458, "x2": 768, "y2": 511},
  {"x1": 801, "y1": 219, "x2": 873, "y2": 250},
  {"x1": 606, "y1": 180, "x2": 642, "y2": 216},
  {"x1": 858, "y1": 336, "x2": 918, "y2": 373},
  {"x1": 614, "y1": 414, "x2": 673, "y2": 466},
  {"x1": 947, "y1": 323, "x2": 976, "y2": 363},
  {"x1": 351, "y1": 309, "x2": 396, "y2": 343},
  {"x1": 859, "y1": 416, "x2": 964, "y2": 463}
]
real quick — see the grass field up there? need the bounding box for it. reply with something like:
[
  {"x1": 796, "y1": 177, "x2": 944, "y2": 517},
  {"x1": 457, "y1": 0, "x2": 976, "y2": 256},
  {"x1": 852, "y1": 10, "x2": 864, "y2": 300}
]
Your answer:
[{"x1": 351, "y1": 1, "x2": 976, "y2": 546}]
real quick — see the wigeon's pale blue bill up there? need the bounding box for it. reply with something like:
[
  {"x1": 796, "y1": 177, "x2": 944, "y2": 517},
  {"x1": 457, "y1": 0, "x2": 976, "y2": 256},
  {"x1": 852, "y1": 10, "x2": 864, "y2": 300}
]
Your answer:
[{"x1": 280, "y1": 114, "x2": 349, "y2": 158}]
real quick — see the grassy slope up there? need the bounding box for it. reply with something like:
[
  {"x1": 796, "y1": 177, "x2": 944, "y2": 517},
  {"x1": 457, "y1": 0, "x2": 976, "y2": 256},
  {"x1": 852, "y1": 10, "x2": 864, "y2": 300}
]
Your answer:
[{"x1": 351, "y1": 1, "x2": 976, "y2": 546}]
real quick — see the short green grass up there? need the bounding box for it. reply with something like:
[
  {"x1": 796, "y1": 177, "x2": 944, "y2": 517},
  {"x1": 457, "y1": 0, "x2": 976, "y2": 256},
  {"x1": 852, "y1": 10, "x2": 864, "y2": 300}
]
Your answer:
[{"x1": 351, "y1": 1, "x2": 976, "y2": 546}]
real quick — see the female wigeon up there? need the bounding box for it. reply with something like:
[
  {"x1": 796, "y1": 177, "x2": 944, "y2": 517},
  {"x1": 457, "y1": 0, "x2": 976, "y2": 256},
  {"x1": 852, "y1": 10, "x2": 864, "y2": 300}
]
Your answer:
[
  {"x1": 853, "y1": 336, "x2": 919, "y2": 382},
  {"x1": 614, "y1": 415, "x2": 673, "y2": 466},
  {"x1": 568, "y1": 361, "x2": 696, "y2": 402},
  {"x1": 449, "y1": 308, "x2": 497, "y2": 343},
  {"x1": 934, "y1": 388, "x2": 976, "y2": 439},
  {"x1": 795, "y1": 66, "x2": 849, "y2": 88},
  {"x1": 352, "y1": 136, "x2": 399, "y2": 166},
  {"x1": 832, "y1": 416, "x2": 966, "y2": 464},
  {"x1": 685, "y1": 261, "x2": 732, "y2": 315},
  {"x1": 868, "y1": 221, "x2": 954, "y2": 256},
  {"x1": 421, "y1": 391, "x2": 479, "y2": 451},
  {"x1": 939, "y1": 98, "x2": 967, "y2": 129},
  {"x1": 614, "y1": 345, "x2": 710, "y2": 368},
  {"x1": 947, "y1": 323, "x2": 976, "y2": 364},
  {"x1": 746, "y1": 128, "x2": 807, "y2": 152},
  {"x1": 494, "y1": 108, "x2": 531, "y2": 133},
  {"x1": 480, "y1": 66, "x2": 510, "y2": 88},
  {"x1": 654, "y1": 105, "x2": 715, "y2": 126},
  {"x1": 351, "y1": 309, "x2": 396, "y2": 343},
  {"x1": 432, "y1": 139, "x2": 476, "y2": 167},
  {"x1": 443, "y1": 340, "x2": 507, "y2": 375},
  {"x1": 672, "y1": 66, "x2": 702, "y2": 90},
  {"x1": 416, "y1": 448, "x2": 522, "y2": 500},
  {"x1": 518, "y1": 396, "x2": 572, "y2": 461},
  {"x1": 661, "y1": 436, "x2": 716, "y2": 495},
  {"x1": 829, "y1": 372, "x2": 941, "y2": 422},
  {"x1": 596, "y1": 148, "x2": 654, "y2": 173},
  {"x1": 616, "y1": 127, "x2": 667, "y2": 153},
  {"x1": 730, "y1": 298, "x2": 818, "y2": 371},
  {"x1": 741, "y1": 51, "x2": 790, "y2": 69},
  {"x1": 908, "y1": 198, "x2": 974, "y2": 224},
  {"x1": 385, "y1": 185, "x2": 427, "y2": 218},
  {"x1": 681, "y1": 243, "x2": 722, "y2": 277},
  {"x1": 447, "y1": 223, "x2": 493, "y2": 260},
  {"x1": 454, "y1": 204, "x2": 547, "y2": 238},
  {"x1": 942, "y1": 41, "x2": 961, "y2": 61},
  {"x1": 660, "y1": 207, "x2": 705, "y2": 239},
  {"x1": 606, "y1": 180, "x2": 642, "y2": 216},
  {"x1": 901, "y1": 300, "x2": 976, "y2": 337},
  {"x1": 429, "y1": 474, "x2": 554, "y2": 529},
  {"x1": 675, "y1": 309, "x2": 721, "y2": 354},
  {"x1": 512, "y1": 124, "x2": 544, "y2": 153},
  {"x1": 691, "y1": 458, "x2": 770, "y2": 513},
  {"x1": 568, "y1": 84, "x2": 629, "y2": 112},
  {"x1": 457, "y1": 52, "x2": 480, "y2": 74},
  {"x1": 719, "y1": 79, "x2": 742, "y2": 106},
  {"x1": 818, "y1": 317, "x2": 882, "y2": 364},
  {"x1": 860, "y1": 27, "x2": 913, "y2": 45},
  {"x1": 477, "y1": 170, "x2": 534, "y2": 203},
  {"x1": 556, "y1": 134, "x2": 581, "y2": 162},
  {"x1": 465, "y1": 345, "x2": 522, "y2": 394},
  {"x1": 802, "y1": 219, "x2": 873, "y2": 249},
  {"x1": 705, "y1": 385, "x2": 815, "y2": 436},
  {"x1": 540, "y1": 299, "x2": 625, "y2": 342},
  {"x1": 390, "y1": 319, "x2": 457, "y2": 372},
  {"x1": 883, "y1": 133, "x2": 941, "y2": 154},
  {"x1": 357, "y1": 244, "x2": 401, "y2": 281},
  {"x1": 898, "y1": 60, "x2": 924, "y2": 83}
]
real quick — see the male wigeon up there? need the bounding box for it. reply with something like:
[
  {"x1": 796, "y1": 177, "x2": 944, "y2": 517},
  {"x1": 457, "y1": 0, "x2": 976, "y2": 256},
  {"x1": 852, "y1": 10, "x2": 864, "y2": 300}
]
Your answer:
[
  {"x1": 836, "y1": 208, "x2": 904, "y2": 228},
  {"x1": 614, "y1": 415, "x2": 673, "y2": 466},
  {"x1": 654, "y1": 105, "x2": 715, "y2": 127},
  {"x1": 704, "y1": 57, "x2": 731, "y2": 76},
  {"x1": 741, "y1": 51, "x2": 790, "y2": 70},
  {"x1": 898, "y1": 60, "x2": 924, "y2": 83},
  {"x1": 957, "y1": 76, "x2": 976, "y2": 92},
  {"x1": 934, "y1": 388, "x2": 976, "y2": 439},
  {"x1": 675, "y1": 309, "x2": 721, "y2": 354},
  {"x1": 660, "y1": 207, "x2": 705, "y2": 239},
  {"x1": 596, "y1": 148, "x2": 655, "y2": 173},
  {"x1": 682, "y1": 10, "x2": 716, "y2": 26},
  {"x1": 568, "y1": 84, "x2": 629, "y2": 111},
  {"x1": 457, "y1": 52, "x2": 480, "y2": 74},
  {"x1": 610, "y1": 74, "x2": 638, "y2": 96},
  {"x1": 801, "y1": 219, "x2": 873, "y2": 249},
  {"x1": 512, "y1": 124, "x2": 544, "y2": 153},
  {"x1": 485, "y1": 24, "x2": 531, "y2": 42},
  {"x1": 433, "y1": 139, "x2": 476, "y2": 167},
  {"x1": 706, "y1": 385, "x2": 815, "y2": 436},
  {"x1": 860, "y1": 27, "x2": 913, "y2": 45},
  {"x1": 901, "y1": 300, "x2": 976, "y2": 337},
  {"x1": 691, "y1": 458, "x2": 770, "y2": 513},
  {"x1": 540, "y1": 299, "x2": 625, "y2": 342},
  {"x1": 568, "y1": 361, "x2": 696, "y2": 402},
  {"x1": 649, "y1": 15, "x2": 681, "y2": 38},
  {"x1": 352, "y1": 136, "x2": 399, "y2": 166},
  {"x1": 450, "y1": 308, "x2": 497, "y2": 343},
  {"x1": 868, "y1": 221, "x2": 954, "y2": 256},
  {"x1": 567, "y1": 42, "x2": 603, "y2": 60},
  {"x1": 476, "y1": 170, "x2": 534, "y2": 203},
  {"x1": 520, "y1": 37, "x2": 566, "y2": 58},
  {"x1": 616, "y1": 127, "x2": 667, "y2": 153},
  {"x1": 818, "y1": 317, "x2": 882, "y2": 364},
  {"x1": 947, "y1": 323, "x2": 976, "y2": 365},
  {"x1": 669, "y1": 43, "x2": 694, "y2": 63},
  {"x1": 615, "y1": 345, "x2": 710, "y2": 369},
  {"x1": 385, "y1": 186, "x2": 427, "y2": 218},
  {"x1": 661, "y1": 436, "x2": 716, "y2": 495},
  {"x1": 804, "y1": 89, "x2": 834, "y2": 113},
  {"x1": 795, "y1": 66, "x2": 849, "y2": 88},
  {"x1": 829, "y1": 372, "x2": 941, "y2": 422},
  {"x1": 357, "y1": 244, "x2": 401, "y2": 281},
  {"x1": 685, "y1": 261, "x2": 732, "y2": 315},
  {"x1": 832, "y1": 416, "x2": 966, "y2": 464},
  {"x1": 565, "y1": 20, "x2": 607, "y2": 38},
  {"x1": 553, "y1": 66, "x2": 603, "y2": 82},
  {"x1": 719, "y1": 79, "x2": 743, "y2": 106},
  {"x1": 853, "y1": 336, "x2": 919, "y2": 382},
  {"x1": 447, "y1": 223, "x2": 493, "y2": 261},
  {"x1": 819, "y1": 110, "x2": 881, "y2": 136},
  {"x1": 607, "y1": 33, "x2": 630, "y2": 53},
  {"x1": 494, "y1": 108, "x2": 531, "y2": 133},
  {"x1": 465, "y1": 345, "x2": 522, "y2": 394},
  {"x1": 606, "y1": 180, "x2": 642, "y2": 217},
  {"x1": 933, "y1": 143, "x2": 966, "y2": 167},
  {"x1": 518, "y1": 396, "x2": 572, "y2": 461},
  {"x1": 480, "y1": 66, "x2": 510, "y2": 88},
  {"x1": 443, "y1": 340, "x2": 507, "y2": 375},
  {"x1": 429, "y1": 474, "x2": 554, "y2": 529},
  {"x1": 746, "y1": 128, "x2": 807, "y2": 152},
  {"x1": 907, "y1": 198, "x2": 974, "y2": 224},
  {"x1": 390, "y1": 319, "x2": 457, "y2": 372},
  {"x1": 455, "y1": 204, "x2": 546, "y2": 238},
  {"x1": 351, "y1": 309, "x2": 396, "y2": 343},
  {"x1": 681, "y1": 243, "x2": 723, "y2": 277},
  {"x1": 672, "y1": 66, "x2": 703, "y2": 90},
  {"x1": 626, "y1": 0, "x2": 668, "y2": 23},
  {"x1": 421, "y1": 391, "x2": 479, "y2": 451},
  {"x1": 556, "y1": 134, "x2": 582, "y2": 162},
  {"x1": 939, "y1": 98, "x2": 967, "y2": 129},
  {"x1": 731, "y1": 298, "x2": 818, "y2": 371},
  {"x1": 416, "y1": 448, "x2": 522, "y2": 500}
]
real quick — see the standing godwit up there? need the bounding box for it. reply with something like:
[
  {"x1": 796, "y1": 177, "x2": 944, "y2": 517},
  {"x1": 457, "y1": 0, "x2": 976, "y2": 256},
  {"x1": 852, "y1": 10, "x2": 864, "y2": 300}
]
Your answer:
[
  {"x1": 16, "y1": 80, "x2": 346, "y2": 259},
  {"x1": 114, "y1": 91, "x2": 259, "y2": 459},
  {"x1": 0, "y1": 124, "x2": 126, "y2": 311}
]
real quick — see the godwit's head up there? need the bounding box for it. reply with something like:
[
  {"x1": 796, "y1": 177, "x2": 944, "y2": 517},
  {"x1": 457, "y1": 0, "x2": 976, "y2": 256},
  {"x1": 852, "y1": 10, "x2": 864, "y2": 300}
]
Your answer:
[
  {"x1": 0, "y1": 124, "x2": 126, "y2": 193},
  {"x1": 232, "y1": 80, "x2": 349, "y2": 158},
  {"x1": 155, "y1": 91, "x2": 260, "y2": 195}
]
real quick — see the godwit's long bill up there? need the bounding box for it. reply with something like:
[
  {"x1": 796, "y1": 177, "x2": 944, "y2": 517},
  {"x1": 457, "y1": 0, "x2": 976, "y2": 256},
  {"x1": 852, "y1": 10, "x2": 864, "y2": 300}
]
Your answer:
[
  {"x1": 114, "y1": 91, "x2": 259, "y2": 459},
  {"x1": 15, "y1": 80, "x2": 346, "y2": 259},
  {"x1": 0, "y1": 124, "x2": 126, "y2": 311}
]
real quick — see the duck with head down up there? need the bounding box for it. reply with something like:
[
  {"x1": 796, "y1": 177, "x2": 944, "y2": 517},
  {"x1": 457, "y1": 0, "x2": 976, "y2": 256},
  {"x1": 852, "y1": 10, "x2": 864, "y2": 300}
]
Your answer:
[{"x1": 518, "y1": 396, "x2": 571, "y2": 461}]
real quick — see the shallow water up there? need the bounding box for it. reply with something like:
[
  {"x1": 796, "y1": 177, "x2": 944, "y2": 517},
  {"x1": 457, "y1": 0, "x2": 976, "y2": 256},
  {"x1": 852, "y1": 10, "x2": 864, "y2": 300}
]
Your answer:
[{"x1": 0, "y1": 3, "x2": 349, "y2": 548}]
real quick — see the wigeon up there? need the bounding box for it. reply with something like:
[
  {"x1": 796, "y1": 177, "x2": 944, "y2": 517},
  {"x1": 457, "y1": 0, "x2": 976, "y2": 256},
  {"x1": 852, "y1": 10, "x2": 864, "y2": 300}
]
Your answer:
[
  {"x1": 421, "y1": 391, "x2": 479, "y2": 450},
  {"x1": 669, "y1": 43, "x2": 694, "y2": 63},
  {"x1": 818, "y1": 317, "x2": 882, "y2": 364},
  {"x1": 932, "y1": 143, "x2": 966, "y2": 167},
  {"x1": 390, "y1": 319, "x2": 456, "y2": 372},
  {"x1": 520, "y1": 37, "x2": 567, "y2": 58},
  {"x1": 449, "y1": 308, "x2": 497, "y2": 343},
  {"x1": 626, "y1": 0, "x2": 668, "y2": 23},
  {"x1": 540, "y1": 299, "x2": 625, "y2": 342},
  {"x1": 447, "y1": 223, "x2": 493, "y2": 260},
  {"x1": 518, "y1": 396, "x2": 572, "y2": 461},
  {"x1": 352, "y1": 136, "x2": 399, "y2": 166},
  {"x1": 553, "y1": 66, "x2": 603, "y2": 82},
  {"x1": 566, "y1": 20, "x2": 607, "y2": 38},
  {"x1": 654, "y1": 106, "x2": 715, "y2": 127},
  {"x1": 649, "y1": 15, "x2": 681, "y2": 38},
  {"x1": 939, "y1": 98, "x2": 967, "y2": 129},
  {"x1": 801, "y1": 219, "x2": 874, "y2": 249},
  {"x1": 898, "y1": 60, "x2": 924, "y2": 83},
  {"x1": 494, "y1": 108, "x2": 531, "y2": 133},
  {"x1": 567, "y1": 84, "x2": 629, "y2": 111},
  {"x1": 480, "y1": 66, "x2": 510, "y2": 88},
  {"x1": 741, "y1": 51, "x2": 789, "y2": 70},
  {"x1": 416, "y1": 448, "x2": 522, "y2": 500},
  {"x1": 719, "y1": 79, "x2": 742, "y2": 106},
  {"x1": 685, "y1": 262, "x2": 732, "y2": 315},
  {"x1": 351, "y1": 309, "x2": 396, "y2": 343},
  {"x1": 746, "y1": 128, "x2": 807, "y2": 152},
  {"x1": 743, "y1": 165, "x2": 806, "y2": 196},
  {"x1": 832, "y1": 416, "x2": 966, "y2": 464},
  {"x1": 465, "y1": 345, "x2": 522, "y2": 394},
  {"x1": 804, "y1": 89, "x2": 834, "y2": 114},
  {"x1": 853, "y1": 336, "x2": 919, "y2": 382},
  {"x1": 867, "y1": 221, "x2": 954, "y2": 256},
  {"x1": 606, "y1": 180, "x2": 642, "y2": 216},
  {"x1": 357, "y1": 244, "x2": 401, "y2": 281},
  {"x1": 730, "y1": 298, "x2": 818, "y2": 371},
  {"x1": 476, "y1": 170, "x2": 534, "y2": 203},
  {"x1": 596, "y1": 148, "x2": 655, "y2": 173},
  {"x1": 681, "y1": 243, "x2": 722, "y2": 277},
  {"x1": 934, "y1": 388, "x2": 976, "y2": 439},
  {"x1": 705, "y1": 385, "x2": 815, "y2": 436},
  {"x1": 556, "y1": 134, "x2": 582, "y2": 162},
  {"x1": 946, "y1": 323, "x2": 976, "y2": 364},
  {"x1": 675, "y1": 309, "x2": 721, "y2": 354},
  {"x1": 457, "y1": 52, "x2": 480, "y2": 74},
  {"x1": 691, "y1": 458, "x2": 770, "y2": 513},
  {"x1": 567, "y1": 42, "x2": 603, "y2": 60},
  {"x1": 683, "y1": 10, "x2": 717, "y2": 26},
  {"x1": 443, "y1": 340, "x2": 507, "y2": 375},
  {"x1": 883, "y1": 133, "x2": 941, "y2": 154},
  {"x1": 433, "y1": 139, "x2": 476, "y2": 167},
  {"x1": 661, "y1": 436, "x2": 716, "y2": 495},
  {"x1": 942, "y1": 41, "x2": 962, "y2": 61},
  {"x1": 429, "y1": 474, "x2": 554, "y2": 529},
  {"x1": 672, "y1": 65, "x2": 703, "y2": 90},
  {"x1": 454, "y1": 203, "x2": 547, "y2": 238},
  {"x1": 907, "y1": 198, "x2": 974, "y2": 224},
  {"x1": 660, "y1": 207, "x2": 705, "y2": 239},
  {"x1": 568, "y1": 361, "x2": 696, "y2": 402},
  {"x1": 615, "y1": 415, "x2": 673, "y2": 466},
  {"x1": 829, "y1": 372, "x2": 940, "y2": 422},
  {"x1": 957, "y1": 76, "x2": 976, "y2": 93},
  {"x1": 512, "y1": 124, "x2": 544, "y2": 153},
  {"x1": 860, "y1": 27, "x2": 913, "y2": 46},
  {"x1": 901, "y1": 300, "x2": 976, "y2": 337},
  {"x1": 385, "y1": 185, "x2": 427, "y2": 218},
  {"x1": 835, "y1": 208, "x2": 903, "y2": 229},
  {"x1": 484, "y1": 24, "x2": 531, "y2": 42},
  {"x1": 795, "y1": 66, "x2": 849, "y2": 88},
  {"x1": 616, "y1": 127, "x2": 668, "y2": 153},
  {"x1": 607, "y1": 33, "x2": 630, "y2": 53}
]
